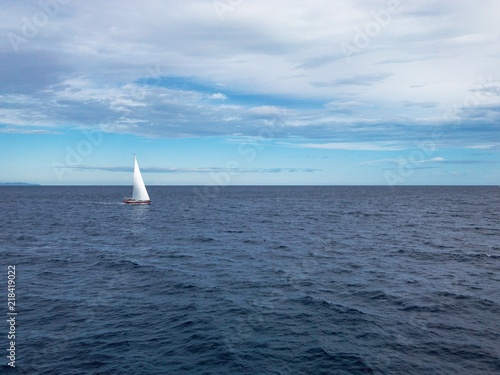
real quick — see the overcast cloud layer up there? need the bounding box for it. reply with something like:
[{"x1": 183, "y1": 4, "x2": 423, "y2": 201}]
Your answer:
[{"x1": 1, "y1": 0, "x2": 500, "y2": 152}]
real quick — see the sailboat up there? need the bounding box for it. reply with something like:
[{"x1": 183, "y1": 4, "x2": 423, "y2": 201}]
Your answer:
[{"x1": 123, "y1": 154, "x2": 151, "y2": 205}]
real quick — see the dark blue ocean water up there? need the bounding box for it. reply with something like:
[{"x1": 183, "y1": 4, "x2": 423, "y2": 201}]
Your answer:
[{"x1": 1, "y1": 186, "x2": 499, "y2": 374}]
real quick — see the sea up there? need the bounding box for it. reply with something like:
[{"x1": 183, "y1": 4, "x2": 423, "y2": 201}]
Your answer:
[{"x1": 1, "y1": 186, "x2": 499, "y2": 374}]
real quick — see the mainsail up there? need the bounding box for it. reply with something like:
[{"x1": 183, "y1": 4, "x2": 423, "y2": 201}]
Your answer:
[{"x1": 132, "y1": 155, "x2": 150, "y2": 201}]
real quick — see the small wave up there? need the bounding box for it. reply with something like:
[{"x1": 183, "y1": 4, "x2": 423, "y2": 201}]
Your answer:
[
  {"x1": 107, "y1": 259, "x2": 142, "y2": 270},
  {"x1": 272, "y1": 245, "x2": 288, "y2": 250},
  {"x1": 37, "y1": 271, "x2": 61, "y2": 279},
  {"x1": 191, "y1": 236, "x2": 216, "y2": 243},
  {"x1": 401, "y1": 305, "x2": 441, "y2": 313},
  {"x1": 16, "y1": 235, "x2": 38, "y2": 241}
]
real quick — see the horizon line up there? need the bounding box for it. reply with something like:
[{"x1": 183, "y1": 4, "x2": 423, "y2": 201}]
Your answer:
[{"x1": 2, "y1": 184, "x2": 498, "y2": 187}]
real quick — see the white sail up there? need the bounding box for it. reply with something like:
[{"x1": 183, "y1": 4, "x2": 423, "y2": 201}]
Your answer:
[{"x1": 132, "y1": 155, "x2": 150, "y2": 201}]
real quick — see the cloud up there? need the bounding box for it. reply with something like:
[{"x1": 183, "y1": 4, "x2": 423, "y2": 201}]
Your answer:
[
  {"x1": 65, "y1": 165, "x2": 320, "y2": 174},
  {"x1": 294, "y1": 142, "x2": 404, "y2": 151},
  {"x1": 471, "y1": 85, "x2": 500, "y2": 97},
  {"x1": 362, "y1": 157, "x2": 445, "y2": 165},
  {"x1": 0, "y1": 50, "x2": 71, "y2": 94},
  {"x1": 0, "y1": 127, "x2": 56, "y2": 134},
  {"x1": 208, "y1": 93, "x2": 227, "y2": 100},
  {"x1": 364, "y1": 156, "x2": 497, "y2": 167},
  {"x1": 401, "y1": 100, "x2": 439, "y2": 108},
  {"x1": 248, "y1": 105, "x2": 286, "y2": 117},
  {"x1": 382, "y1": 166, "x2": 439, "y2": 171},
  {"x1": 465, "y1": 144, "x2": 496, "y2": 150},
  {"x1": 310, "y1": 73, "x2": 392, "y2": 87},
  {"x1": 294, "y1": 54, "x2": 343, "y2": 70},
  {"x1": 436, "y1": 159, "x2": 496, "y2": 165},
  {"x1": 0, "y1": 0, "x2": 499, "y2": 149}
]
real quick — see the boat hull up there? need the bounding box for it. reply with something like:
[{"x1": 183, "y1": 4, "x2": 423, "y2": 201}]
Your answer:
[{"x1": 123, "y1": 199, "x2": 151, "y2": 205}]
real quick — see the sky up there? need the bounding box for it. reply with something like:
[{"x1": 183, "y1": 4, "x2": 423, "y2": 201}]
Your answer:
[{"x1": 1, "y1": 0, "x2": 499, "y2": 185}]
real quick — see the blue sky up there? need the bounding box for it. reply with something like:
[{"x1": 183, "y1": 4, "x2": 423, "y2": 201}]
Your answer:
[{"x1": 1, "y1": 0, "x2": 499, "y2": 185}]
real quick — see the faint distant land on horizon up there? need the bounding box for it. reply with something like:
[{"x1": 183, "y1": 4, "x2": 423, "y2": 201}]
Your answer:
[{"x1": 0, "y1": 182, "x2": 41, "y2": 186}]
